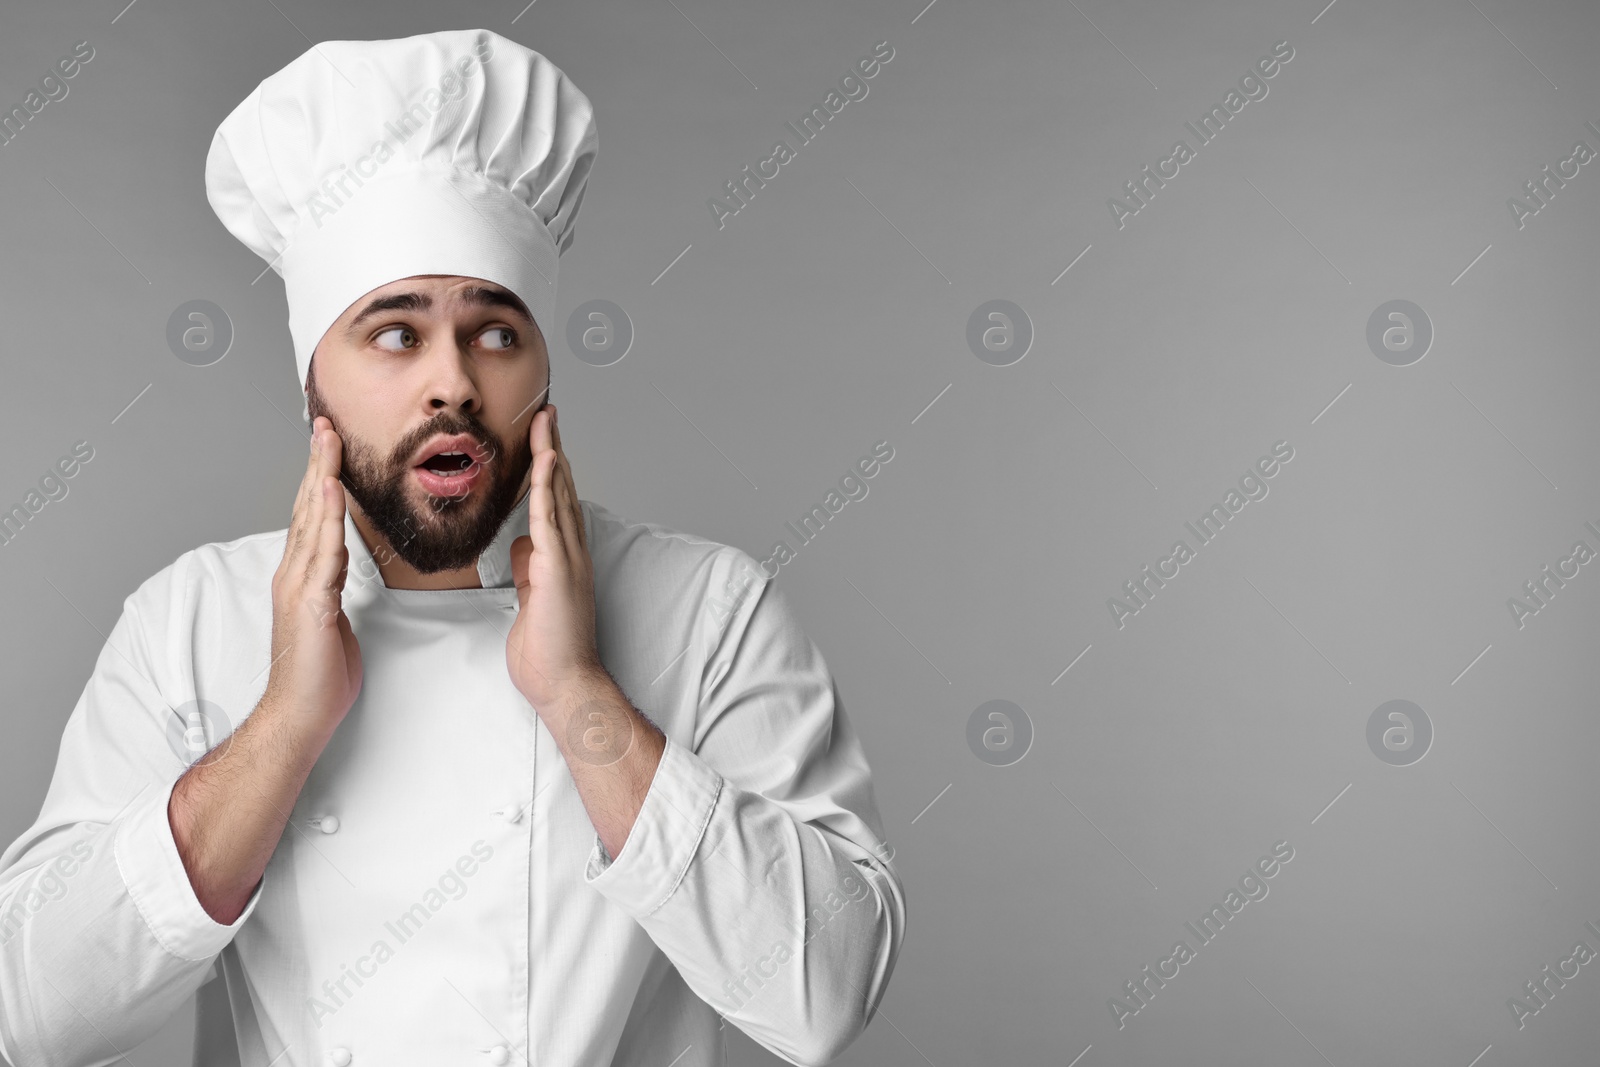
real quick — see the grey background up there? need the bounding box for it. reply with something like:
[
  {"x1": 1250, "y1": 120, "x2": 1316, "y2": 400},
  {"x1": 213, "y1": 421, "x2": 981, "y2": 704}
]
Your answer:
[{"x1": 1, "y1": 0, "x2": 1596, "y2": 1064}]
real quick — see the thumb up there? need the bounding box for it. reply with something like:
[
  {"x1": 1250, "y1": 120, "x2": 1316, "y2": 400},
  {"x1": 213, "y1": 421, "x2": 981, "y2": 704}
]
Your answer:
[{"x1": 510, "y1": 535, "x2": 533, "y2": 601}]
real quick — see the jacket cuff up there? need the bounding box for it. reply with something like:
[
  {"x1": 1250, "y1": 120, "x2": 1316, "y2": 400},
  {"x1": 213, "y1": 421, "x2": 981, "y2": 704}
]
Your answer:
[
  {"x1": 583, "y1": 735, "x2": 723, "y2": 917},
  {"x1": 113, "y1": 778, "x2": 263, "y2": 961}
]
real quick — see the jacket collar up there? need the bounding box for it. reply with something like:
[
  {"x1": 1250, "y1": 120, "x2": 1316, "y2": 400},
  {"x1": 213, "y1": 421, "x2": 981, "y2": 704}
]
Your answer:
[{"x1": 342, "y1": 484, "x2": 530, "y2": 593}]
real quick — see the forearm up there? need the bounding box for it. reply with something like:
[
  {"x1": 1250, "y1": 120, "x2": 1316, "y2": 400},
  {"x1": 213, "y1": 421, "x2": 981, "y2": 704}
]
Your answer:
[
  {"x1": 674, "y1": 793, "x2": 899, "y2": 1062},
  {"x1": 540, "y1": 672, "x2": 667, "y2": 861},
  {"x1": 0, "y1": 761, "x2": 275, "y2": 1065},
  {"x1": 169, "y1": 695, "x2": 337, "y2": 924},
  {"x1": 583, "y1": 739, "x2": 906, "y2": 1067},
  {"x1": 0, "y1": 811, "x2": 224, "y2": 1067}
]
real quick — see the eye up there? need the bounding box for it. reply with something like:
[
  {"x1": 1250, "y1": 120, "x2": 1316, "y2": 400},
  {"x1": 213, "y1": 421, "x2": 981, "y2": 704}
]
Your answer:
[
  {"x1": 374, "y1": 326, "x2": 418, "y2": 351},
  {"x1": 478, "y1": 326, "x2": 516, "y2": 350}
]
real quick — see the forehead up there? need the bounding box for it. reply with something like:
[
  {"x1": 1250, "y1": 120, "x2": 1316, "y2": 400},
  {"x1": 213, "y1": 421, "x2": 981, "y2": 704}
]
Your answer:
[
  {"x1": 338, "y1": 275, "x2": 534, "y2": 324},
  {"x1": 361, "y1": 275, "x2": 481, "y2": 299}
]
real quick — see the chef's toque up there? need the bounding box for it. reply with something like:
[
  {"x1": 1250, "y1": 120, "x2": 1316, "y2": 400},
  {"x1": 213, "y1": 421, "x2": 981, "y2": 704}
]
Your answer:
[{"x1": 204, "y1": 27, "x2": 597, "y2": 408}]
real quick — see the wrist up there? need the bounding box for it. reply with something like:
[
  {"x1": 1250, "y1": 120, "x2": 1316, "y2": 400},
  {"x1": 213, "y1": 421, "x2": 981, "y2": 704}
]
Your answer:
[
  {"x1": 253, "y1": 690, "x2": 345, "y2": 764},
  {"x1": 534, "y1": 665, "x2": 619, "y2": 723}
]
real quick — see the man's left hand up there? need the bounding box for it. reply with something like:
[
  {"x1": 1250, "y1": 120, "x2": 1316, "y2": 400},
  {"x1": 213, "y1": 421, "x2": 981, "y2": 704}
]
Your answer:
[{"x1": 508, "y1": 404, "x2": 606, "y2": 714}]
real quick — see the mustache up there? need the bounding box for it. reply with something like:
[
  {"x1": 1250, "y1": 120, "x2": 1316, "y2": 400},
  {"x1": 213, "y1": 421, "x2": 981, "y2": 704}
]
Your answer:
[{"x1": 390, "y1": 415, "x2": 499, "y2": 468}]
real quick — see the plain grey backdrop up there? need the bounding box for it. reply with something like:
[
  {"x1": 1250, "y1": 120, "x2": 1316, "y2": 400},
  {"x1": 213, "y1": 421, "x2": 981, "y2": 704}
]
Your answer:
[{"x1": 2, "y1": 0, "x2": 1599, "y2": 1063}]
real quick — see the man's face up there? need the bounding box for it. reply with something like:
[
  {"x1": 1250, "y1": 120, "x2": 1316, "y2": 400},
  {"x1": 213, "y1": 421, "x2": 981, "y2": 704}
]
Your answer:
[{"x1": 305, "y1": 275, "x2": 546, "y2": 575}]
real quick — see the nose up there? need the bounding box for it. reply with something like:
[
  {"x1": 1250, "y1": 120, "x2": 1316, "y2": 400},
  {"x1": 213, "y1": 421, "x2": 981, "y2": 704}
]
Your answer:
[{"x1": 424, "y1": 338, "x2": 482, "y2": 415}]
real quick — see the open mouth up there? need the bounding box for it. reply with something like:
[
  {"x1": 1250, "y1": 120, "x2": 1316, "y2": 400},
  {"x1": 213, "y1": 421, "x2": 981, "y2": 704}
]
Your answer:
[
  {"x1": 419, "y1": 451, "x2": 474, "y2": 475},
  {"x1": 411, "y1": 439, "x2": 489, "y2": 498}
]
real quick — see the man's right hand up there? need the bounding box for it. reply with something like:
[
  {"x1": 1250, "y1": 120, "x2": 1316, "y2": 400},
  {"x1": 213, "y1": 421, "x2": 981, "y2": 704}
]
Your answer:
[
  {"x1": 170, "y1": 415, "x2": 365, "y2": 924},
  {"x1": 264, "y1": 415, "x2": 363, "y2": 730}
]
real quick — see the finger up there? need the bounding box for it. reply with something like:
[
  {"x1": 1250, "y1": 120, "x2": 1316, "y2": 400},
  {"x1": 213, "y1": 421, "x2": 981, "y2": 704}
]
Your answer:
[
  {"x1": 550, "y1": 405, "x2": 574, "y2": 493},
  {"x1": 318, "y1": 419, "x2": 344, "y2": 485},
  {"x1": 287, "y1": 420, "x2": 324, "y2": 562},
  {"x1": 550, "y1": 442, "x2": 582, "y2": 566},
  {"x1": 527, "y1": 408, "x2": 566, "y2": 557},
  {"x1": 301, "y1": 456, "x2": 330, "y2": 588},
  {"x1": 543, "y1": 410, "x2": 577, "y2": 555},
  {"x1": 312, "y1": 420, "x2": 343, "y2": 508},
  {"x1": 547, "y1": 409, "x2": 579, "y2": 559},
  {"x1": 531, "y1": 403, "x2": 553, "y2": 458},
  {"x1": 529, "y1": 407, "x2": 556, "y2": 506},
  {"x1": 550, "y1": 405, "x2": 574, "y2": 487},
  {"x1": 528, "y1": 446, "x2": 563, "y2": 560},
  {"x1": 509, "y1": 534, "x2": 532, "y2": 596},
  {"x1": 288, "y1": 420, "x2": 331, "y2": 568},
  {"x1": 304, "y1": 423, "x2": 345, "y2": 577},
  {"x1": 504, "y1": 533, "x2": 552, "y2": 694},
  {"x1": 312, "y1": 476, "x2": 348, "y2": 606},
  {"x1": 295, "y1": 419, "x2": 322, "y2": 511},
  {"x1": 548, "y1": 407, "x2": 584, "y2": 559},
  {"x1": 560, "y1": 416, "x2": 588, "y2": 552}
]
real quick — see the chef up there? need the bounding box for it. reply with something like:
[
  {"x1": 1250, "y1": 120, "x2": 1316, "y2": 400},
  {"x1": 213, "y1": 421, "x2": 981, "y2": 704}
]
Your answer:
[{"x1": 0, "y1": 28, "x2": 906, "y2": 1067}]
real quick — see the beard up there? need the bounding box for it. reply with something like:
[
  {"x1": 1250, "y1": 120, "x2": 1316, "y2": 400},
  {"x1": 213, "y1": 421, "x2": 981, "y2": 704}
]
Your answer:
[{"x1": 305, "y1": 363, "x2": 537, "y2": 575}]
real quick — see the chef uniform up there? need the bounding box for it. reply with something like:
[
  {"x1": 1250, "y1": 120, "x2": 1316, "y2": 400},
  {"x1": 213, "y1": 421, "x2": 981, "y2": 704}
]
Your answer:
[{"x1": 0, "y1": 28, "x2": 905, "y2": 1067}]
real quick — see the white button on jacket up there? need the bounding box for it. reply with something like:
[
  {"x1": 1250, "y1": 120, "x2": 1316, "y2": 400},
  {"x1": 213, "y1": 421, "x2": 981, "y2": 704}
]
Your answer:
[{"x1": 0, "y1": 492, "x2": 907, "y2": 1067}]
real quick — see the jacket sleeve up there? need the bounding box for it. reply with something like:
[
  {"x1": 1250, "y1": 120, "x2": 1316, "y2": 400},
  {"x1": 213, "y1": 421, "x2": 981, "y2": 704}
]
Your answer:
[
  {"x1": 583, "y1": 548, "x2": 908, "y2": 1067},
  {"x1": 0, "y1": 563, "x2": 264, "y2": 1067}
]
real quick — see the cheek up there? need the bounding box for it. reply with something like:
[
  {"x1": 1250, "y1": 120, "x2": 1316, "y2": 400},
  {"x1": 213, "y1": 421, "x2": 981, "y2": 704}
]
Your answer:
[
  {"x1": 327, "y1": 393, "x2": 409, "y2": 467},
  {"x1": 499, "y1": 362, "x2": 550, "y2": 431}
]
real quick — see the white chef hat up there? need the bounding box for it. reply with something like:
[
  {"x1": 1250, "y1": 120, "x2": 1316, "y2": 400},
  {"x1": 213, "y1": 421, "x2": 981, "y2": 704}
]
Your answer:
[{"x1": 204, "y1": 28, "x2": 597, "y2": 406}]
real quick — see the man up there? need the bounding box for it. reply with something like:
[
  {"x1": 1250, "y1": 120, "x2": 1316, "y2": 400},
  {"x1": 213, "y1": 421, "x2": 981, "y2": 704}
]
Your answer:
[{"x1": 0, "y1": 28, "x2": 905, "y2": 1067}]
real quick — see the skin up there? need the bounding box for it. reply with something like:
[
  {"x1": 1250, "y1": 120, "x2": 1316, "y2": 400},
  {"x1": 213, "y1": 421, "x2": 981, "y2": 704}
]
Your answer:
[
  {"x1": 169, "y1": 275, "x2": 665, "y2": 924},
  {"x1": 304, "y1": 274, "x2": 541, "y2": 591}
]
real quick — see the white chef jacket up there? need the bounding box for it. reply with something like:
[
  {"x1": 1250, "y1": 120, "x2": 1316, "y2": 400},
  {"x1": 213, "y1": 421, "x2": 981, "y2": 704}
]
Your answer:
[{"x1": 0, "y1": 489, "x2": 906, "y2": 1067}]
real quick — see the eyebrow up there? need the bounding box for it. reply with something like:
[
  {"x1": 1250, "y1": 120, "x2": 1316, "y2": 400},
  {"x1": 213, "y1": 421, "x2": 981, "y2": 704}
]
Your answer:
[{"x1": 346, "y1": 285, "x2": 534, "y2": 332}]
